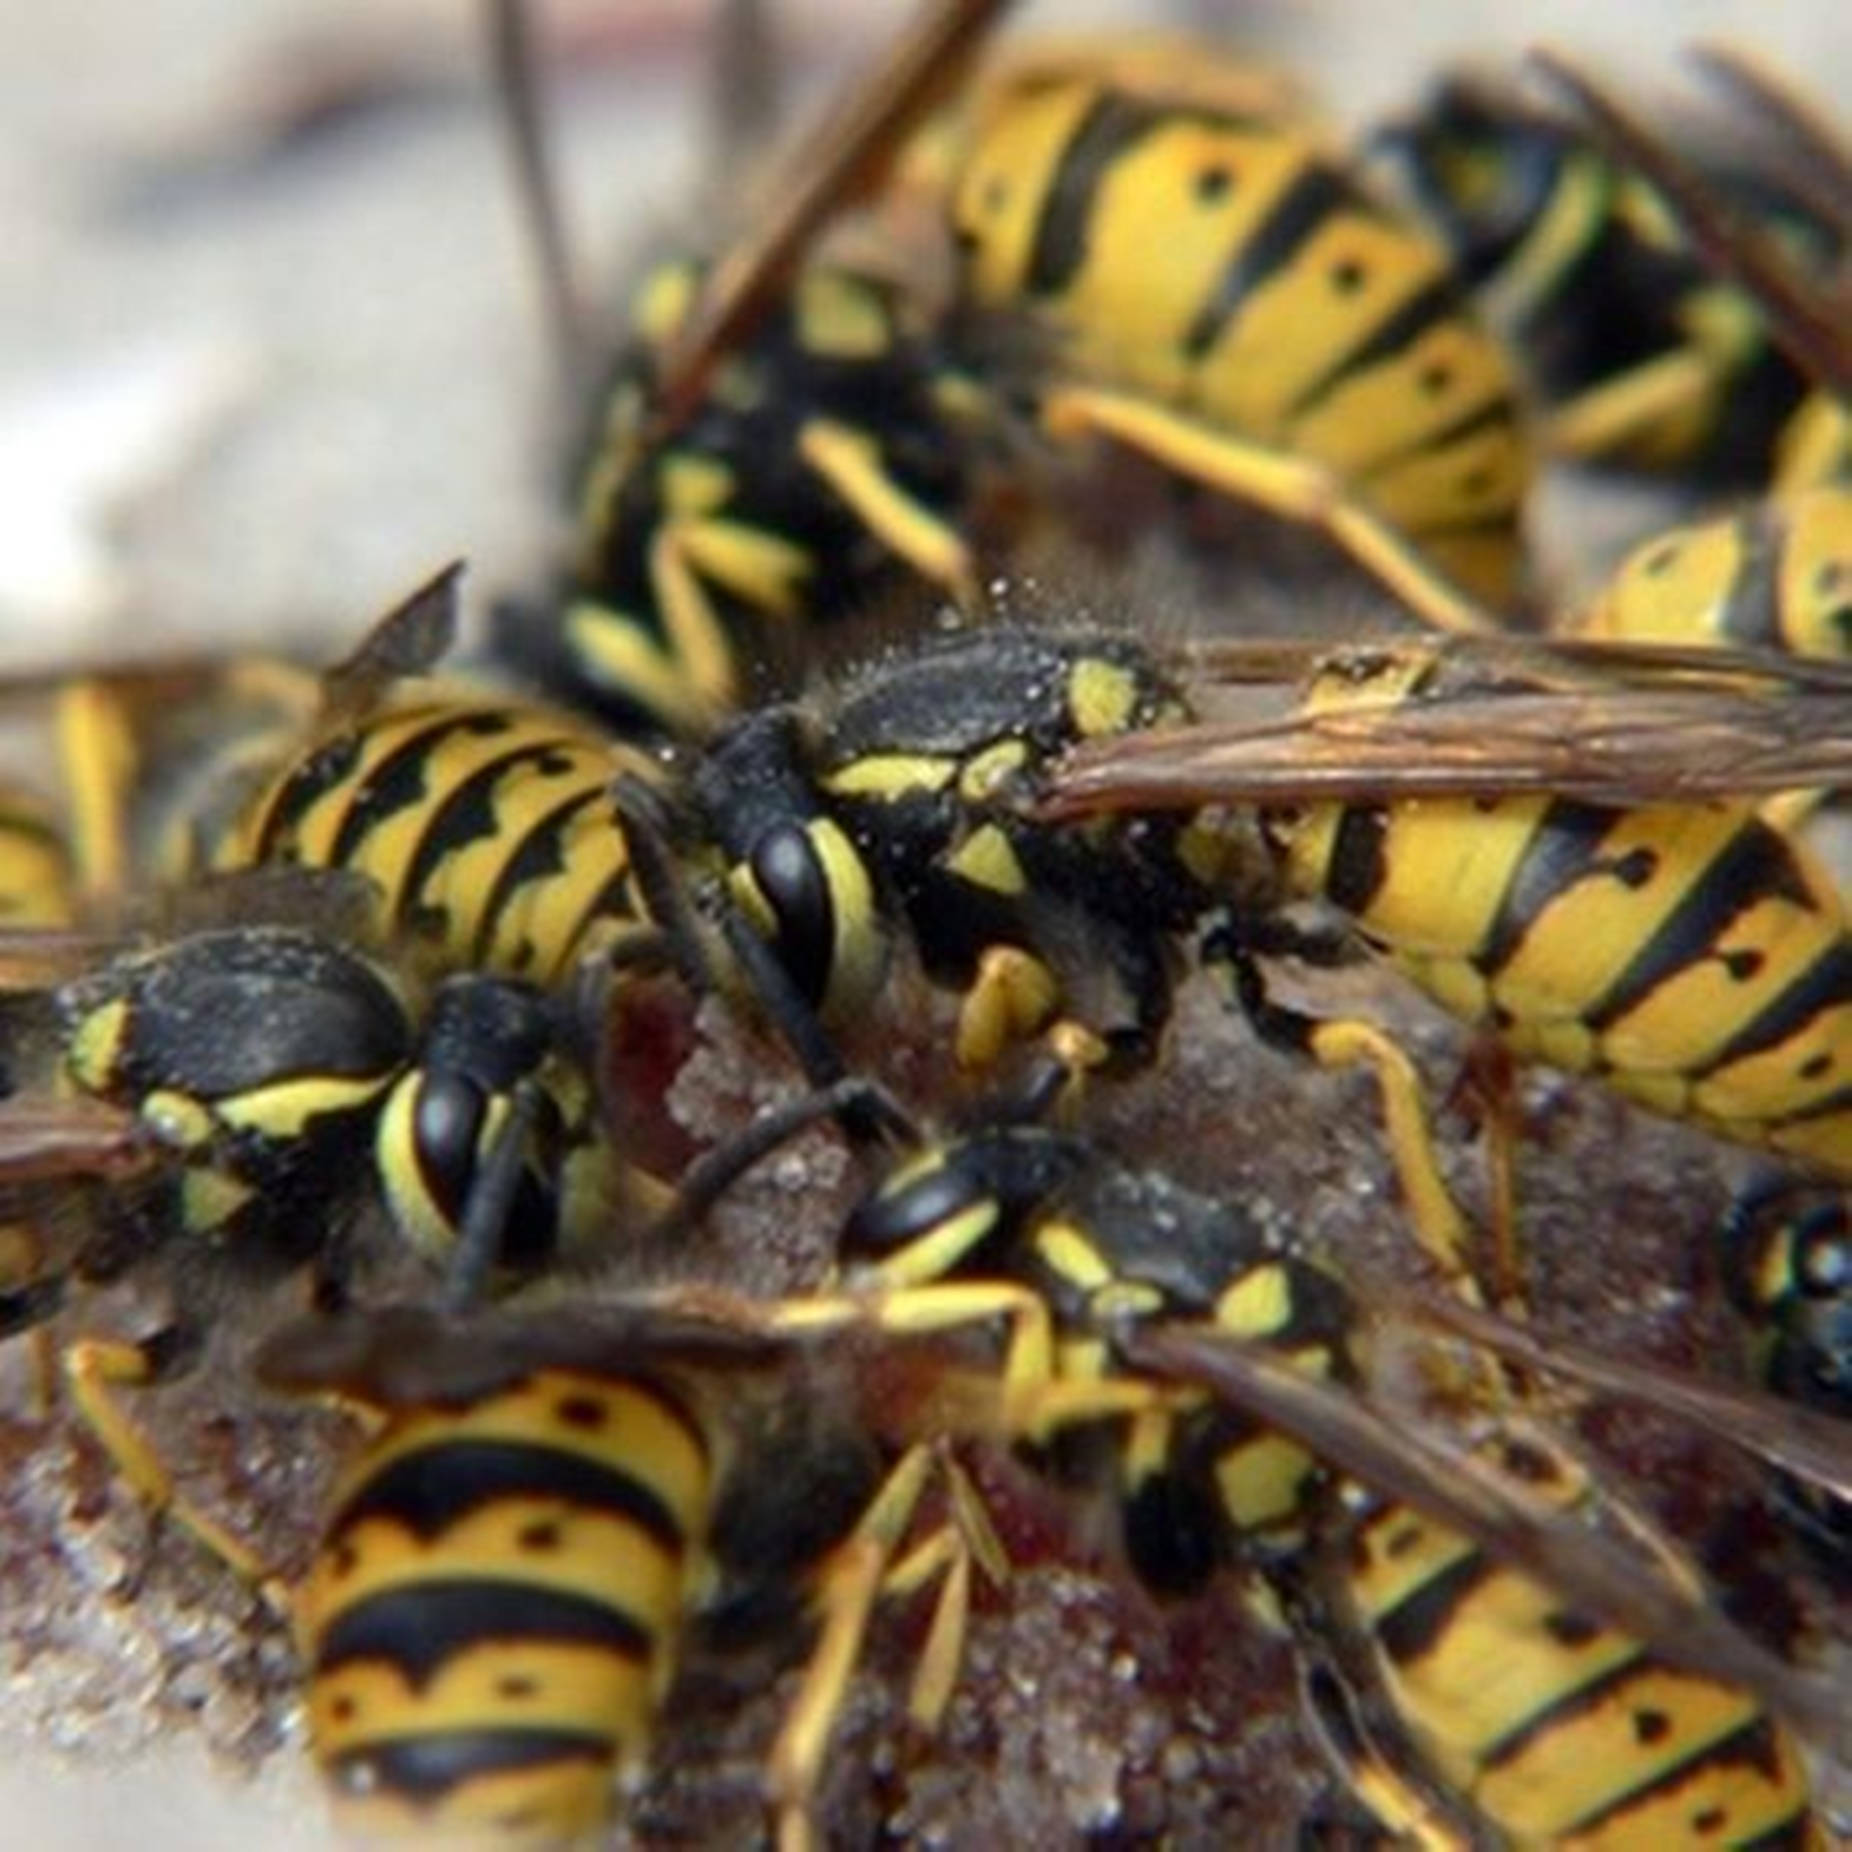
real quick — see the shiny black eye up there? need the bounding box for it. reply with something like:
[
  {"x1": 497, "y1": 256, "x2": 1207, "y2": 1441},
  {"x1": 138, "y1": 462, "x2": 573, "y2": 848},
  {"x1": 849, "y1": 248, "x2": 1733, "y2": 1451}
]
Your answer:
[
  {"x1": 412, "y1": 1073, "x2": 486, "y2": 1222},
  {"x1": 843, "y1": 1163, "x2": 981, "y2": 1259},
  {"x1": 749, "y1": 824, "x2": 835, "y2": 1008}
]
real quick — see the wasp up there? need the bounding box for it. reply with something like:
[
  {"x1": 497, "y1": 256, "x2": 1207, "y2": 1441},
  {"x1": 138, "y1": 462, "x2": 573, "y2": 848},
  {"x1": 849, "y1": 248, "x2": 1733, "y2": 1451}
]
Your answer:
[
  {"x1": 667, "y1": 611, "x2": 1852, "y2": 1276},
  {"x1": 0, "y1": 892, "x2": 633, "y2": 1588},
  {"x1": 935, "y1": 28, "x2": 1534, "y2": 635},
  {"x1": 1036, "y1": 630, "x2": 1852, "y2": 1239},
  {"x1": 484, "y1": 0, "x2": 1014, "y2": 742},
  {"x1": 683, "y1": 1059, "x2": 1848, "y2": 1847},
  {"x1": 1522, "y1": 50, "x2": 1852, "y2": 922},
  {"x1": 1379, "y1": 48, "x2": 1848, "y2": 488},
  {"x1": 1722, "y1": 1177, "x2": 1852, "y2": 1581},
  {"x1": 191, "y1": 564, "x2": 680, "y2": 991},
  {"x1": 580, "y1": 9, "x2": 1536, "y2": 651},
  {"x1": 1144, "y1": 1315, "x2": 1847, "y2": 1849},
  {"x1": 255, "y1": 1290, "x2": 999, "y2": 1849},
  {"x1": 0, "y1": 780, "x2": 77, "y2": 928},
  {"x1": 0, "y1": 646, "x2": 323, "y2": 910},
  {"x1": 1532, "y1": 49, "x2": 1852, "y2": 670}
]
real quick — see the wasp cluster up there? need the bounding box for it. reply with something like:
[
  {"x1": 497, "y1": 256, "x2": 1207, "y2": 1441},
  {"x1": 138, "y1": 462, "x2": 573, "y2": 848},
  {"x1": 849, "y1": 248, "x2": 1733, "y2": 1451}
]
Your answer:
[{"x1": 0, "y1": 1, "x2": 1847, "y2": 1846}]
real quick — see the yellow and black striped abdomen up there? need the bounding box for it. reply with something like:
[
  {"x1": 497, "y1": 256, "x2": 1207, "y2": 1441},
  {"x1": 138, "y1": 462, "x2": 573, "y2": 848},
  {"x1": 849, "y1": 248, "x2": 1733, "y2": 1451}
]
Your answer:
[
  {"x1": 1340, "y1": 1451, "x2": 1819, "y2": 1848},
  {"x1": 299, "y1": 1365, "x2": 714, "y2": 1845},
  {"x1": 218, "y1": 687, "x2": 657, "y2": 985},
  {"x1": 950, "y1": 73, "x2": 1530, "y2": 602},
  {"x1": 1574, "y1": 483, "x2": 1852, "y2": 664},
  {"x1": 1270, "y1": 794, "x2": 1851, "y2": 1174}
]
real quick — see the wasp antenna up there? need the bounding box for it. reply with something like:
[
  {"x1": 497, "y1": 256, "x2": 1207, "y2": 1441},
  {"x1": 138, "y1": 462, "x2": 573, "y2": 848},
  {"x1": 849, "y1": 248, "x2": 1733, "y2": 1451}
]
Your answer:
[
  {"x1": 440, "y1": 1077, "x2": 545, "y2": 1314},
  {"x1": 650, "y1": 1075, "x2": 917, "y2": 1249},
  {"x1": 484, "y1": 0, "x2": 590, "y2": 389},
  {"x1": 1688, "y1": 41, "x2": 1852, "y2": 228},
  {"x1": 705, "y1": 0, "x2": 785, "y2": 186}
]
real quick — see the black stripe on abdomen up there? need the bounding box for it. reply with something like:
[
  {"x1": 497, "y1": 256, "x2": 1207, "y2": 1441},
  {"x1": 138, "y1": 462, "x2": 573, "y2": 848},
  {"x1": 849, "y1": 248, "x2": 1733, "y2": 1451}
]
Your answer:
[{"x1": 316, "y1": 1579, "x2": 657, "y2": 1690}]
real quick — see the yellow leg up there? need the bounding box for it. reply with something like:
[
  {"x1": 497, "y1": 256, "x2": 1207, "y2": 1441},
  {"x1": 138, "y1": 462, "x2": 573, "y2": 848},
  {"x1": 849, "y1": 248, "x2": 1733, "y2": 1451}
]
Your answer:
[
  {"x1": 1040, "y1": 385, "x2": 1498, "y2": 636},
  {"x1": 955, "y1": 944, "x2": 1060, "y2": 1071},
  {"x1": 55, "y1": 680, "x2": 139, "y2": 899},
  {"x1": 798, "y1": 417, "x2": 980, "y2": 608},
  {"x1": 1542, "y1": 346, "x2": 1720, "y2": 469},
  {"x1": 769, "y1": 1434, "x2": 1017, "y2": 1849},
  {"x1": 650, "y1": 523, "x2": 747, "y2": 715},
  {"x1": 64, "y1": 1336, "x2": 286, "y2": 1607},
  {"x1": 874, "y1": 1452, "x2": 1009, "y2": 1733},
  {"x1": 1302, "y1": 1018, "x2": 1477, "y2": 1299},
  {"x1": 1772, "y1": 392, "x2": 1852, "y2": 499},
  {"x1": 1298, "y1": 1657, "x2": 1473, "y2": 1850},
  {"x1": 1452, "y1": 1039, "x2": 1524, "y2": 1312}
]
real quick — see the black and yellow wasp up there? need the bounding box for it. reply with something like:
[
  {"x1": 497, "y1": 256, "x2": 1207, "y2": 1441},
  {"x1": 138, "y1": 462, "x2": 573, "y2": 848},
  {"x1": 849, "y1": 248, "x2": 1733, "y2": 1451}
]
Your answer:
[
  {"x1": 484, "y1": 0, "x2": 1017, "y2": 741},
  {"x1": 1518, "y1": 48, "x2": 1852, "y2": 656},
  {"x1": 930, "y1": 28, "x2": 1534, "y2": 635},
  {"x1": 1037, "y1": 631, "x2": 1852, "y2": 1216},
  {"x1": 255, "y1": 1286, "x2": 1000, "y2": 1849},
  {"x1": 643, "y1": 1055, "x2": 1849, "y2": 1847},
  {"x1": 1722, "y1": 1177, "x2": 1852, "y2": 1582},
  {"x1": 494, "y1": 0, "x2": 1541, "y2": 688},
  {"x1": 1380, "y1": 46, "x2": 1849, "y2": 489},
  {"x1": 0, "y1": 887, "x2": 631, "y2": 1588}
]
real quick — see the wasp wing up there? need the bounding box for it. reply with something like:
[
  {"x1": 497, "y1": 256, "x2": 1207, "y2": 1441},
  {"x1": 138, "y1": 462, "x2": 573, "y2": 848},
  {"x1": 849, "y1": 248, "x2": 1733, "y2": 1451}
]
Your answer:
[
  {"x1": 0, "y1": 1098, "x2": 165, "y2": 1186},
  {"x1": 255, "y1": 1284, "x2": 829, "y2": 1411},
  {"x1": 1401, "y1": 1287, "x2": 1852, "y2": 1503},
  {"x1": 1039, "y1": 636, "x2": 1852, "y2": 815},
  {"x1": 655, "y1": 0, "x2": 1015, "y2": 427},
  {"x1": 1531, "y1": 48, "x2": 1852, "y2": 397},
  {"x1": 1123, "y1": 1320, "x2": 1848, "y2": 1760}
]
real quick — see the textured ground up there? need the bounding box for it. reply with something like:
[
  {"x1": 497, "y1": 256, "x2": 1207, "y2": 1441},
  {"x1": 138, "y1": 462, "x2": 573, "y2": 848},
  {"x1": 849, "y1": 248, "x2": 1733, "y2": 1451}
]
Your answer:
[{"x1": 1, "y1": 1, "x2": 1847, "y2": 1847}]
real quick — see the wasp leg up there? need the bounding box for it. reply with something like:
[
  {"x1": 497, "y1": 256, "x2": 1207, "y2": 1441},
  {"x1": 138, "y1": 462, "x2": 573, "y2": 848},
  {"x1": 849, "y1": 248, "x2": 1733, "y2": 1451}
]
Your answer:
[
  {"x1": 1773, "y1": 394, "x2": 1852, "y2": 498},
  {"x1": 1039, "y1": 384, "x2": 1499, "y2": 636},
  {"x1": 955, "y1": 943, "x2": 1061, "y2": 1071},
  {"x1": 1219, "y1": 945, "x2": 1476, "y2": 1293},
  {"x1": 796, "y1": 416, "x2": 981, "y2": 608},
  {"x1": 1296, "y1": 1656, "x2": 1475, "y2": 1851},
  {"x1": 767, "y1": 1438, "x2": 1004, "y2": 1852},
  {"x1": 561, "y1": 591, "x2": 722, "y2": 741},
  {"x1": 1451, "y1": 1037, "x2": 1526, "y2": 1313},
  {"x1": 54, "y1": 678, "x2": 139, "y2": 899},
  {"x1": 64, "y1": 1330, "x2": 285, "y2": 1605},
  {"x1": 1542, "y1": 339, "x2": 1737, "y2": 471},
  {"x1": 882, "y1": 1451, "x2": 1009, "y2": 1731}
]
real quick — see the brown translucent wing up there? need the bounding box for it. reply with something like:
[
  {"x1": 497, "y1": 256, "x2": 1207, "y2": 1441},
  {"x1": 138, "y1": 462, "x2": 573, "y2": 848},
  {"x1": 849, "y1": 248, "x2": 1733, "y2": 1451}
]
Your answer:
[
  {"x1": 1404, "y1": 1288, "x2": 1852, "y2": 1505},
  {"x1": 1530, "y1": 47, "x2": 1852, "y2": 397},
  {"x1": 1688, "y1": 41, "x2": 1852, "y2": 229},
  {"x1": 0, "y1": 1098, "x2": 165, "y2": 1186},
  {"x1": 254, "y1": 1284, "x2": 814, "y2": 1411},
  {"x1": 1039, "y1": 637, "x2": 1852, "y2": 816},
  {"x1": 653, "y1": 0, "x2": 1016, "y2": 429},
  {"x1": 1123, "y1": 1321, "x2": 1849, "y2": 1761},
  {"x1": 0, "y1": 926, "x2": 143, "y2": 988},
  {"x1": 317, "y1": 559, "x2": 463, "y2": 720}
]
